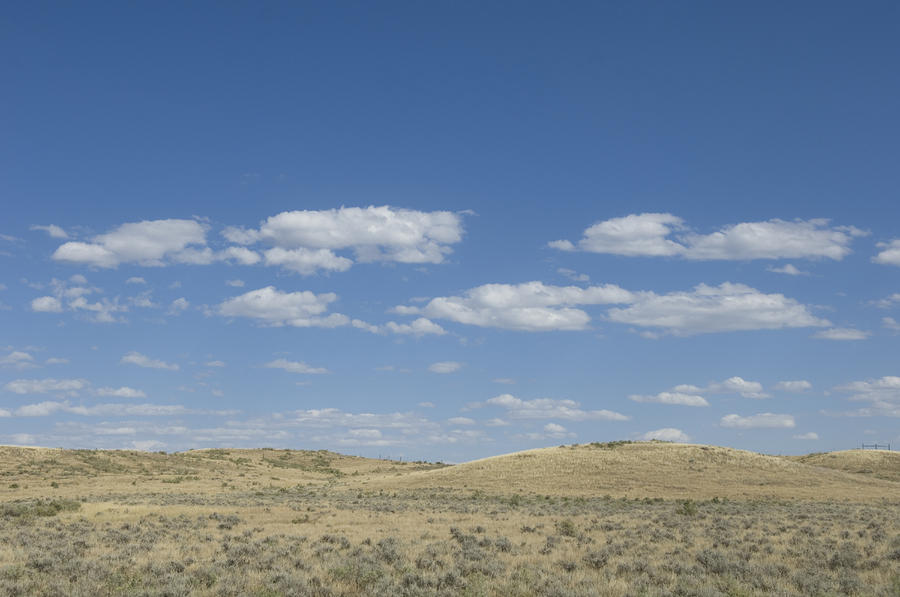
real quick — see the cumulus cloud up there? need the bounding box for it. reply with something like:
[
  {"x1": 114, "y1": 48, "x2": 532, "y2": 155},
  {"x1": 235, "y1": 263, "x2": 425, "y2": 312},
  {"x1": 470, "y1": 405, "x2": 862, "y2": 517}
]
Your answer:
[
  {"x1": 793, "y1": 432, "x2": 819, "y2": 440},
  {"x1": 52, "y1": 219, "x2": 209, "y2": 268},
  {"x1": 775, "y1": 380, "x2": 812, "y2": 392},
  {"x1": 0, "y1": 351, "x2": 37, "y2": 370},
  {"x1": 833, "y1": 376, "x2": 900, "y2": 417},
  {"x1": 767, "y1": 263, "x2": 808, "y2": 276},
  {"x1": 720, "y1": 413, "x2": 795, "y2": 429},
  {"x1": 382, "y1": 318, "x2": 447, "y2": 336},
  {"x1": 30, "y1": 224, "x2": 69, "y2": 239},
  {"x1": 485, "y1": 394, "x2": 630, "y2": 421},
  {"x1": 31, "y1": 296, "x2": 63, "y2": 312},
  {"x1": 551, "y1": 214, "x2": 866, "y2": 260},
  {"x1": 126, "y1": 277, "x2": 146, "y2": 285},
  {"x1": 638, "y1": 428, "x2": 691, "y2": 442},
  {"x1": 95, "y1": 387, "x2": 147, "y2": 398},
  {"x1": 874, "y1": 293, "x2": 900, "y2": 309},
  {"x1": 428, "y1": 361, "x2": 462, "y2": 374},
  {"x1": 399, "y1": 281, "x2": 633, "y2": 332},
  {"x1": 705, "y1": 377, "x2": 769, "y2": 399},
  {"x1": 812, "y1": 328, "x2": 870, "y2": 341},
  {"x1": 873, "y1": 239, "x2": 900, "y2": 266},
  {"x1": 222, "y1": 206, "x2": 465, "y2": 274},
  {"x1": 264, "y1": 358, "x2": 330, "y2": 375},
  {"x1": 628, "y1": 392, "x2": 709, "y2": 406},
  {"x1": 218, "y1": 286, "x2": 349, "y2": 328},
  {"x1": 448, "y1": 417, "x2": 476, "y2": 426},
  {"x1": 883, "y1": 317, "x2": 900, "y2": 333},
  {"x1": 120, "y1": 352, "x2": 179, "y2": 371},
  {"x1": 3, "y1": 378, "x2": 89, "y2": 395},
  {"x1": 608, "y1": 282, "x2": 829, "y2": 335}
]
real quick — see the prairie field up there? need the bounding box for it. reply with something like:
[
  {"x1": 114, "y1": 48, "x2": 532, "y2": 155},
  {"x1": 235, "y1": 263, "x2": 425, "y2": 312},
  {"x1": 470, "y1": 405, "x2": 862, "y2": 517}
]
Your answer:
[{"x1": 1, "y1": 442, "x2": 898, "y2": 596}]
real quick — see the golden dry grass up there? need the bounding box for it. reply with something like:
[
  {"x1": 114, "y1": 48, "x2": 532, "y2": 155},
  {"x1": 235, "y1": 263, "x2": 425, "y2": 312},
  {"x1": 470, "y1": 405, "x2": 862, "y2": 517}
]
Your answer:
[
  {"x1": 786, "y1": 449, "x2": 900, "y2": 484},
  {"x1": 1, "y1": 442, "x2": 899, "y2": 596},
  {"x1": 360, "y1": 441, "x2": 900, "y2": 500}
]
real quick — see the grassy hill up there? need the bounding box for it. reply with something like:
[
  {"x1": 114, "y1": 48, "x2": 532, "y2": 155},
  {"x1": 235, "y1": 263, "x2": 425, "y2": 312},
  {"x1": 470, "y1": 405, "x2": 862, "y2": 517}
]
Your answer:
[
  {"x1": 786, "y1": 449, "x2": 900, "y2": 484},
  {"x1": 360, "y1": 441, "x2": 900, "y2": 500}
]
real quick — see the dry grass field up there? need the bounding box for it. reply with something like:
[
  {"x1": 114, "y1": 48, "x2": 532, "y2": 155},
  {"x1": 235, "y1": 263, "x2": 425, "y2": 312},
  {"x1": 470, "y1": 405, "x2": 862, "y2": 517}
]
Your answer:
[{"x1": 1, "y1": 441, "x2": 898, "y2": 596}]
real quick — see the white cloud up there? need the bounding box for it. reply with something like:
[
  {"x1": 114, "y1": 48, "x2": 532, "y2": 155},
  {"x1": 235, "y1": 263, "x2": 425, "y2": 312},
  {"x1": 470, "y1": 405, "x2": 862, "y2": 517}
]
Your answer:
[
  {"x1": 45, "y1": 357, "x2": 68, "y2": 365},
  {"x1": 11, "y1": 401, "x2": 231, "y2": 417},
  {"x1": 418, "y1": 401, "x2": 435, "y2": 408},
  {"x1": 428, "y1": 361, "x2": 462, "y2": 374},
  {"x1": 874, "y1": 293, "x2": 900, "y2": 309},
  {"x1": 873, "y1": 239, "x2": 900, "y2": 266},
  {"x1": 263, "y1": 247, "x2": 353, "y2": 275},
  {"x1": 3, "y1": 378, "x2": 89, "y2": 395},
  {"x1": 834, "y1": 377, "x2": 900, "y2": 417},
  {"x1": 706, "y1": 376, "x2": 769, "y2": 399},
  {"x1": 0, "y1": 409, "x2": 10, "y2": 417},
  {"x1": 52, "y1": 219, "x2": 208, "y2": 268},
  {"x1": 95, "y1": 386, "x2": 147, "y2": 398},
  {"x1": 218, "y1": 286, "x2": 349, "y2": 328},
  {"x1": 31, "y1": 296, "x2": 63, "y2": 312},
  {"x1": 448, "y1": 417, "x2": 476, "y2": 426},
  {"x1": 775, "y1": 380, "x2": 812, "y2": 392},
  {"x1": 219, "y1": 246, "x2": 261, "y2": 265},
  {"x1": 382, "y1": 318, "x2": 447, "y2": 336},
  {"x1": 638, "y1": 428, "x2": 691, "y2": 442},
  {"x1": 883, "y1": 317, "x2": 900, "y2": 332},
  {"x1": 767, "y1": 263, "x2": 808, "y2": 276},
  {"x1": 485, "y1": 418, "x2": 510, "y2": 426},
  {"x1": 628, "y1": 392, "x2": 709, "y2": 407},
  {"x1": 608, "y1": 282, "x2": 829, "y2": 335},
  {"x1": 206, "y1": 360, "x2": 226, "y2": 368},
  {"x1": 30, "y1": 224, "x2": 69, "y2": 239},
  {"x1": 793, "y1": 432, "x2": 819, "y2": 440},
  {"x1": 492, "y1": 378, "x2": 515, "y2": 385},
  {"x1": 225, "y1": 279, "x2": 245, "y2": 287},
  {"x1": 264, "y1": 358, "x2": 330, "y2": 375},
  {"x1": 168, "y1": 297, "x2": 190, "y2": 315},
  {"x1": 120, "y1": 351, "x2": 179, "y2": 371},
  {"x1": 552, "y1": 214, "x2": 866, "y2": 261},
  {"x1": 126, "y1": 277, "x2": 146, "y2": 285},
  {"x1": 401, "y1": 281, "x2": 633, "y2": 332},
  {"x1": 485, "y1": 393, "x2": 629, "y2": 421},
  {"x1": 720, "y1": 413, "x2": 795, "y2": 429},
  {"x1": 812, "y1": 327, "x2": 870, "y2": 341},
  {"x1": 223, "y1": 206, "x2": 465, "y2": 273},
  {"x1": 557, "y1": 268, "x2": 589, "y2": 282},
  {"x1": 0, "y1": 351, "x2": 37, "y2": 370}
]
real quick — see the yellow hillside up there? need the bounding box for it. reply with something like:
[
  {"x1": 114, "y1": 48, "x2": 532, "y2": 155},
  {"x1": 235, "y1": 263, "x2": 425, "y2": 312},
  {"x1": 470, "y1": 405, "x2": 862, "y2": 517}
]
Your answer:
[
  {"x1": 360, "y1": 441, "x2": 900, "y2": 500},
  {"x1": 787, "y1": 449, "x2": 900, "y2": 483}
]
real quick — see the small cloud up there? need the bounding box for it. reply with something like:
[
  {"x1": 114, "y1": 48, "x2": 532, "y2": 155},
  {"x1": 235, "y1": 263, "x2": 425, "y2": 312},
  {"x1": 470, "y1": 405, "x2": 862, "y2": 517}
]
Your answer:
[
  {"x1": 485, "y1": 418, "x2": 510, "y2": 427},
  {"x1": 448, "y1": 417, "x2": 476, "y2": 426},
  {"x1": 428, "y1": 361, "x2": 462, "y2": 374},
  {"x1": 206, "y1": 360, "x2": 226, "y2": 368},
  {"x1": 793, "y1": 432, "x2": 819, "y2": 440},
  {"x1": 557, "y1": 268, "x2": 589, "y2": 282},
  {"x1": 0, "y1": 351, "x2": 37, "y2": 370},
  {"x1": 45, "y1": 357, "x2": 68, "y2": 365},
  {"x1": 628, "y1": 392, "x2": 709, "y2": 407},
  {"x1": 766, "y1": 263, "x2": 808, "y2": 276},
  {"x1": 638, "y1": 428, "x2": 691, "y2": 442},
  {"x1": 168, "y1": 297, "x2": 190, "y2": 315},
  {"x1": 775, "y1": 380, "x2": 812, "y2": 392},
  {"x1": 30, "y1": 224, "x2": 69, "y2": 239},
  {"x1": 31, "y1": 296, "x2": 63, "y2": 313},
  {"x1": 211, "y1": 389, "x2": 224, "y2": 397},
  {"x1": 126, "y1": 277, "x2": 147, "y2": 285},
  {"x1": 882, "y1": 317, "x2": 900, "y2": 333},
  {"x1": 95, "y1": 386, "x2": 147, "y2": 398},
  {"x1": 492, "y1": 378, "x2": 515, "y2": 385},
  {"x1": 264, "y1": 358, "x2": 330, "y2": 374},
  {"x1": 226, "y1": 279, "x2": 245, "y2": 287},
  {"x1": 812, "y1": 328, "x2": 870, "y2": 341},
  {"x1": 120, "y1": 351, "x2": 179, "y2": 371},
  {"x1": 418, "y1": 401, "x2": 436, "y2": 408},
  {"x1": 720, "y1": 413, "x2": 795, "y2": 429},
  {"x1": 874, "y1": 293, "x2": 900, "y2": 309}
]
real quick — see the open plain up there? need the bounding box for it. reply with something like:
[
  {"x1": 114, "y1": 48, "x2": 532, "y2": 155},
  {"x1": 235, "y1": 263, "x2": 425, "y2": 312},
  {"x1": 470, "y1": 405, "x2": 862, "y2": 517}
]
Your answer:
[{"x1": 1, "y1": 442, "x2": 898, "y2": 596}]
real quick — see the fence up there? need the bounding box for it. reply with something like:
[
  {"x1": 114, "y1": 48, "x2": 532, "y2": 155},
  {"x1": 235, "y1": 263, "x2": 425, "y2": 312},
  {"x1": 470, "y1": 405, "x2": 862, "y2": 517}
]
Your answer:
[{"x1": 861, "y1": 443, "x2": 891, "y2": 450}]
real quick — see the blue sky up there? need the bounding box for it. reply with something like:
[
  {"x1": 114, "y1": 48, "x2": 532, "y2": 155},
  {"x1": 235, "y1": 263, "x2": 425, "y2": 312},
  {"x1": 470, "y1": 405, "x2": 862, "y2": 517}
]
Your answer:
[{"x1": 2, "y1": 2, "x2": 899, "y2": 460}]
